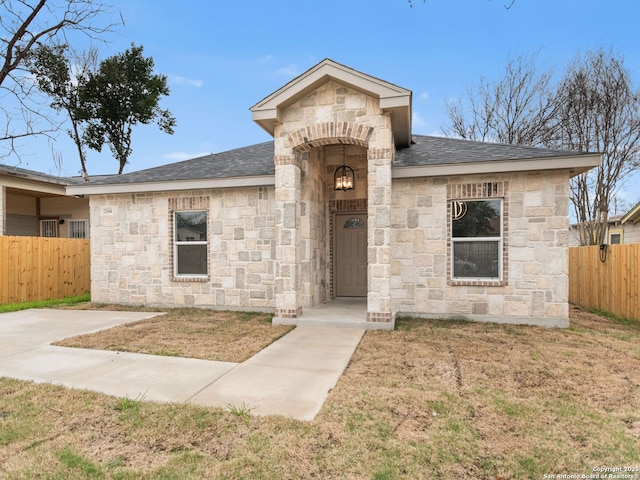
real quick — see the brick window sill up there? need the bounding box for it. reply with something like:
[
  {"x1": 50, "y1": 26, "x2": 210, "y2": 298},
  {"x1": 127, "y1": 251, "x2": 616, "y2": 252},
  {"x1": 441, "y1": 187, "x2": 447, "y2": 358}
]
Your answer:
[
  {"x1": 449, "y1": 279, "x2": 507, "y2": 287},
  {"x1": 171, "y1": 276, "x2": 209, "y2": 283}
]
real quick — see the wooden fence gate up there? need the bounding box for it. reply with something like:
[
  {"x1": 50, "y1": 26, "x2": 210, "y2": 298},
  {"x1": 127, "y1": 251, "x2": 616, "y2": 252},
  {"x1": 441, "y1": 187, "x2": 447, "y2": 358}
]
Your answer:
[
  {"x1": 0, "y1": 236, "x2": 90, "y2": 305},
  {"x1": 569, "y1": 244, "x2": 640, "y2": 321}
]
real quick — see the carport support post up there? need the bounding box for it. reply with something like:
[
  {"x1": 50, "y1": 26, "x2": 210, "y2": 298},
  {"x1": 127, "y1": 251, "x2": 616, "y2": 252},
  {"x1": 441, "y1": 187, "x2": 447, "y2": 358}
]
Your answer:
[
  {"x1": 0, "y1": 186, "x2": 5, "y2": 234},
  {"x1": 274, "y1": 154, "x2": 302, "y2": 319},
  {"x1": 367, "y1": 148, "x2": 394, "y2": 326}
]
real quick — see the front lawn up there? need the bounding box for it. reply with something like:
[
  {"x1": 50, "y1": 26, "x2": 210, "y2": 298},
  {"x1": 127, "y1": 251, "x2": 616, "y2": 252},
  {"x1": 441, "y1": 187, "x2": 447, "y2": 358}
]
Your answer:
[{"x1": 1, "y1": 306, "x2": 638, "y2": 479}]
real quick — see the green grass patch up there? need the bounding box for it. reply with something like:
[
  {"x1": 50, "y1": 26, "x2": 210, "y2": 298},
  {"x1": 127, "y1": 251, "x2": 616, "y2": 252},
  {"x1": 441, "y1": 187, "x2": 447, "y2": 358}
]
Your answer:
[
  {"x1": 585, "y1": 307, "x2": 640, "y2": 329},
  {"x1": 0, "y1": 293, "x2": 90, "y2": 313},
  {"x1": 56, "y1": 447, "x2": 105, "y2": 479}
]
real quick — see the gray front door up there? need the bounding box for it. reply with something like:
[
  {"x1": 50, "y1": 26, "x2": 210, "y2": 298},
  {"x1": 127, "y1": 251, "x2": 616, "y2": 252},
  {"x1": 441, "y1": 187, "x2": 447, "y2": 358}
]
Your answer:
[{"x1": 335, "y1": 214, "x2": 367, "y2": 297}]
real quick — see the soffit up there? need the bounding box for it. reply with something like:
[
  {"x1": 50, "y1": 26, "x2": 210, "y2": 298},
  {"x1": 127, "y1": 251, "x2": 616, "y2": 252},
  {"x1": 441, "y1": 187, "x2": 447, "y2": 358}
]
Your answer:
[{"x1": 250, "y1": 59, "x2": 412, "y2": 148}]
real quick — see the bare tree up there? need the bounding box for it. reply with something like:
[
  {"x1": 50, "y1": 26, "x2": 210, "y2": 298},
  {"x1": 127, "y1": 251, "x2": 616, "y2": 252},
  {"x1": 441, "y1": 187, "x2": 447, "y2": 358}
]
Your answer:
[
  {"x1": 442, "y1": 53, "x2": 557, "y2": 146},
  {"x1": 0, "y1": 0, "x2": 119, "y2": 160},
  {"x1": 553, "y1": 50, "x2": 640, "y2": 246},
  {"x1": 443, "y1": 49, "x2": 640, "y2": 246}
]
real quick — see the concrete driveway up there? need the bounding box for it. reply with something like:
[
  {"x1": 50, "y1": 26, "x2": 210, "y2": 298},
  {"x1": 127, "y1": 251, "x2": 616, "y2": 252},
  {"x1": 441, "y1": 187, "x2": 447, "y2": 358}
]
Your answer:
[{"x1": 0, "y1": 309, "x2": 364, "y2": 421}]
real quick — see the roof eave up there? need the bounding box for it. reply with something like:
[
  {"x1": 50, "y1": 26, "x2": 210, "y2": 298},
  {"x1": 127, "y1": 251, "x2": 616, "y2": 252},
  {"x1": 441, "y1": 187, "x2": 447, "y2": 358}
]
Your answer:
[
  {"x1": 392, "y1": 153, "x2": 602, "y2": 179},
  {"x1": 620, "y1": 201, "x2": 640, "y2": 224},
  {"x1": 66, "y1": 175, "x2": 276, "y2": 196}
]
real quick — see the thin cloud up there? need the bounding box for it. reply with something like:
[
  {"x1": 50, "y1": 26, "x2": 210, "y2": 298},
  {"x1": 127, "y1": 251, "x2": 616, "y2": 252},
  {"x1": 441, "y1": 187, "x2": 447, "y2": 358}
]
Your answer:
[
  {"x1": 419, "y1": 92, "x2": 429, "y2": 101},
  {"x1": 276, "y1": 64, "x2": 300, "y2": 77},
  {"x1": 169, "y1": 75, "x2": 204, "y2": 87}
]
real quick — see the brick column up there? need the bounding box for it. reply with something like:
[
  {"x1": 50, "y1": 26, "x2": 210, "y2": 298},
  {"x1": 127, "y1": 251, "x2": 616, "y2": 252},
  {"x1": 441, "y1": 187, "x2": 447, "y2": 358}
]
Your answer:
[
  {"x1": 274, "y1": 154, "x2": 302, "y2": 319},
  {"x1": 367, "y1": 148, "x2": 394, "y2": 324}
]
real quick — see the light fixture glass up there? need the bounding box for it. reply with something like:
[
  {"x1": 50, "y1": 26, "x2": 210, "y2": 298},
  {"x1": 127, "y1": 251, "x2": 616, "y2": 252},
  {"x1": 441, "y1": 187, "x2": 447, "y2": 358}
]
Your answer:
[{"x1": 334, "y1": 147, "x2": 355, "y2": 191}]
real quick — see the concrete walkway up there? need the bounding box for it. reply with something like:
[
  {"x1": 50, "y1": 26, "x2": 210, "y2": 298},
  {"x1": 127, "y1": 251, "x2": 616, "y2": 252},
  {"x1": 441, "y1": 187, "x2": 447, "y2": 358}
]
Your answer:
[{"x1": 0, "y1": 308, "x2": 364, "y2": 421}]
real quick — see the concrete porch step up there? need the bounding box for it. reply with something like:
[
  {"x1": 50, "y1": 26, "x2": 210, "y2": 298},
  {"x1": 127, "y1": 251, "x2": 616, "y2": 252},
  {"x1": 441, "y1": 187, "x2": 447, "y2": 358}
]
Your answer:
[{"x1": 272, "y1": 298, "x2": 394, "y2": 331}]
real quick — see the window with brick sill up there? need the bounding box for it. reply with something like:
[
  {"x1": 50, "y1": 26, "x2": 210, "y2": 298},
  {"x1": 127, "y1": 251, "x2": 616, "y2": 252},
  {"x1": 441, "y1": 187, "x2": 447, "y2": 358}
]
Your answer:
[
  {"x1": 451, "y1": 199, "x2": 503, "y2": 281},
  {"x1": 174, "y1": 210, "x2": 208, "y2": 277}
]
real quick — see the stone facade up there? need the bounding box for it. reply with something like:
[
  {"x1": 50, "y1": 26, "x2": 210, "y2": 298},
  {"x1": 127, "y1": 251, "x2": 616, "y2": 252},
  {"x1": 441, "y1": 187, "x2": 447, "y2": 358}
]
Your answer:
[
  {"x1": 390, "y1": 170, "x2": 570, "y2": 327},
  {"x1": 74, "y1": 59, "x2": 597, "y2": 329},
  {"x1": 89, "y1": 188, "x2": 276, "y2": 308},
  {"x1": 272, "y1": 79, "x2": 395, "y2": 323}
]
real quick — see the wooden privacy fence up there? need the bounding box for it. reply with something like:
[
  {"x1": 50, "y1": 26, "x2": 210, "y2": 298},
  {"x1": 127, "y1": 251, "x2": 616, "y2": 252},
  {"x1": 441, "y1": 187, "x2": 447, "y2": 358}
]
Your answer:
[
  {"x1": 0, "y1": 236, "x2": 90, "y2": 305},
  {"x1": 569, "y1": 244, "x2": 640, "y2": 321}
]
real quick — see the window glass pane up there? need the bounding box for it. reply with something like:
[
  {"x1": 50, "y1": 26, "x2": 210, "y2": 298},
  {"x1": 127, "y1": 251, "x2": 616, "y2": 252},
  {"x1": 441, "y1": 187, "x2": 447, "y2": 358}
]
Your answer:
[
  {"x1": 175, "y1": 211, "x2": 207, "y2": 241},
  {"x1": 453, "y1": 241, "x2": 499, "y2": 278},
  {"x1": 69, "y1": 220, "x2": 87, "y2": 238},
  {"x1": 344, "y1": 217, "x2": 365, "y2": 229},
  {"x1": 176, "y1": 244, "x2": 207, "y2": 275},
  {"x1": 40, "y1": 219, "x2": 58, "y2": 237},
  {"x1": 452, "y1": 200, "x2": 501, "y2": 238}
]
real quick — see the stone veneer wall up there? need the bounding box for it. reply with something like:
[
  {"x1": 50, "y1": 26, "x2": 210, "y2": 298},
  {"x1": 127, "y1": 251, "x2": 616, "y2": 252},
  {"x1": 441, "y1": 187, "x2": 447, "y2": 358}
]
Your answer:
[
  {"x1": 390, "y1": 170, "x2": 571, "y2": 326},
  {"x1": 274, "y1": 79, "x2": 394, "y2": 322},
  {"x1": 299, "y1": 148, "x2": 327, "y2": 307},
  {"x1": 90, "y1": 187, "x2": 276, "y2": 309}
]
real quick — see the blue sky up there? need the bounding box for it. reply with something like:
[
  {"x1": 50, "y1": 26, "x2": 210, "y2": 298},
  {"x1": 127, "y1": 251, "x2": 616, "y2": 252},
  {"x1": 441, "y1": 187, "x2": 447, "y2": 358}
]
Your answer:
[{"x1": 7, "y1": 0, "x2": 640, "y2": 208}]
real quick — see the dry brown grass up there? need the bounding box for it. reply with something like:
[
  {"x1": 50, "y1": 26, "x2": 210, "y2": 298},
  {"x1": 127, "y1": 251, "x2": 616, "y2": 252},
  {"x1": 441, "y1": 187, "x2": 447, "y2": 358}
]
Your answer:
[
  {"x1": 2, "y1": 305, "x2": 639, "y2": 479},
  {"x1": 53, "y1": 303, "x2": 293, "y2": 362}
]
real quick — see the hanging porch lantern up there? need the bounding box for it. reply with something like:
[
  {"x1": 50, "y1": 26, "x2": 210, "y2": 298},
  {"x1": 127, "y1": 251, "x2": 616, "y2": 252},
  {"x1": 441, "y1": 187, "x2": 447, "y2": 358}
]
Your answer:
[{"x1": 334, "y1": 147, "x2": 355, "y2": 191}]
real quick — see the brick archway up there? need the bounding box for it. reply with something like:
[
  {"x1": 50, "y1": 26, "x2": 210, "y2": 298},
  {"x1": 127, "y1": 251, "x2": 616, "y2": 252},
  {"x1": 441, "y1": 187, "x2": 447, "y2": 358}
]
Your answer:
[{"x1": 287, "y1": 122, "x2": 374, "y2": 153}]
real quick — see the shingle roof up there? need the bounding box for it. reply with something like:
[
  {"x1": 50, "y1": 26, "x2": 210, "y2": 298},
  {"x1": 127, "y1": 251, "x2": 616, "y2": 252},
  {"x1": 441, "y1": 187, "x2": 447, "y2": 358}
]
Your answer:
[
  {"x1": 82, "y1": 135, "x2": 586, "y2": 186},
  {"x1": 85, "y1": 141, "x2": 275, "y2": 185},
  {"x1": 394, "y1": 135, "x2": 582, "y2": 167}
]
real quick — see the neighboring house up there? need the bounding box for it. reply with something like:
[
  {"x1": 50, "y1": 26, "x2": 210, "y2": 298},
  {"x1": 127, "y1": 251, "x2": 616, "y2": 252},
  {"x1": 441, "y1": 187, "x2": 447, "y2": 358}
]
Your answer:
[
  {"x1": 569, "y1": 201, "x2": 640, "y2": 246},
  {"x1": 611, "y1": 202, "x2": 640, "y2": 244},
  {"x1": 0, "y1": 165, "x2": 90, "y2": 238},
  {"x1": 67, "y1": 59, "x2": 600, "y2": 329}
]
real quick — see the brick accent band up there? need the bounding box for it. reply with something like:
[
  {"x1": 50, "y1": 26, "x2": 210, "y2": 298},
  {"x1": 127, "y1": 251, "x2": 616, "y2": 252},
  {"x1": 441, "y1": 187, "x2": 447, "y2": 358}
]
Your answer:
[
  {"x1": 275, "y1": 307, "x2": 302, "y2": 318},
  {"x1": 274, "y1": 154, "x2": 299, "y2": 167},
  {"x1": 367, "y1": 311, "x2": 392, "y2": 323},
  {"x1": 447, "y1": 181, "x2": 506, "y2": 199},
  {"x1": 367, "y1": 148, "x2": 393, "y2": 160}
]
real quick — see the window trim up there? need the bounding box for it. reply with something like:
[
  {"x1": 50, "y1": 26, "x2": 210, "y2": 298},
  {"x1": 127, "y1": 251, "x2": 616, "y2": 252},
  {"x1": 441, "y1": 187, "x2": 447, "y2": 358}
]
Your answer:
[
  {"x1": 68, "y1": 219, "x2": 89, "y2": 239},
  {"x1": 446, "y1": 181, "x2": 508, "y2": 287},
  {"x1": 40, "y1": 218, "x2": 59, "y2": 238},
  {"x1": 608, "y1": 229, "x2": 623, "y2": 245},
  {"x1": 450, "y1": 198, "x2": 503, "y2": 281},
  {"x1": 173, "y1": 209, "x2": 209, "y2": 279}
]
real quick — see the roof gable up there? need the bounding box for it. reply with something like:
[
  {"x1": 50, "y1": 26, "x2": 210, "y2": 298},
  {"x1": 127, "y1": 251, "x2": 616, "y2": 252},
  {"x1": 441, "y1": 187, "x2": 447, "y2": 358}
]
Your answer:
[
  {"x1": 620, "y1": 201, "x2": 640, "y2": 224},
  {"x1": 250, "y1": 59, "x2": 412, "y2": 148}
]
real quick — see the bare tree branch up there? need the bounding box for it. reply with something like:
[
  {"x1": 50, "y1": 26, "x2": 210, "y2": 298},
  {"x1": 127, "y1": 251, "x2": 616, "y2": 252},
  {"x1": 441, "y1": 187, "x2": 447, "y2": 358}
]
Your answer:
[
  {"x1": 442, "y1": 53, "x2": 556, "y2": 147},
  {"x1": 0, "y1": 0, "x2": 121, "y2": 163},
  {"x1": 443, "y1": 49, "x2": 640, "y2": 246}
]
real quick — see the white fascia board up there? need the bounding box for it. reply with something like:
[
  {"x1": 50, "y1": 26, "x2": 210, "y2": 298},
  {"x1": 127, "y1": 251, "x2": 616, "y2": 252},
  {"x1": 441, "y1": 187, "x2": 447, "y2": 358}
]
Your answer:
[
  {"x1": 392, "y1": 154, "x2": 602, "y2": 179},
  {"x1": 66, "y1": 175, "x2": 275, "y2": 196},
  {"x1": 1, "y1": 176, "x2": 67, "y2": 196},
  {"x1": 380, "y1": 94, "x2": 412, "y2": 110},
  {"x1": 252, "y1": 60, "x2": 410, "y2": 114}
]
